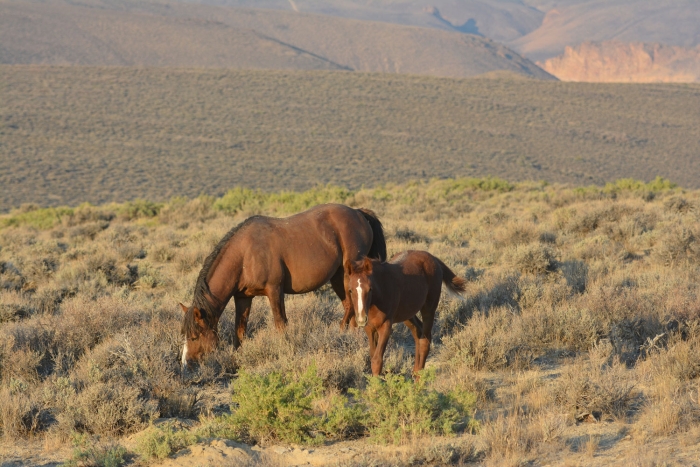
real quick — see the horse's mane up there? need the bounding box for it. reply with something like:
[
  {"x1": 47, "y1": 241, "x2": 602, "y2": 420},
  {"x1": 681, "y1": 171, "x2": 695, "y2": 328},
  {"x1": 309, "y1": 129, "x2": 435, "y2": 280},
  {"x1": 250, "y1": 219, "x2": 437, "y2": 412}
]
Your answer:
[{"x1": 182, "y1": 216, "x2": 261, "y2": 337}]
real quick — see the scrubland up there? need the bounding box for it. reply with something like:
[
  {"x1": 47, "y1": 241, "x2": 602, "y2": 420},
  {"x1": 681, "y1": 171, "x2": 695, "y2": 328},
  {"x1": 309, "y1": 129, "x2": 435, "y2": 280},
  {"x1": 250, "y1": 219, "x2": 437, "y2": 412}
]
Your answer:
[
  {"x1": 1, "y1": 177, "x2": 700, "y2": 466},
  {"x1": 3, "y1": 65, "x2": 700, "y2": 211}
]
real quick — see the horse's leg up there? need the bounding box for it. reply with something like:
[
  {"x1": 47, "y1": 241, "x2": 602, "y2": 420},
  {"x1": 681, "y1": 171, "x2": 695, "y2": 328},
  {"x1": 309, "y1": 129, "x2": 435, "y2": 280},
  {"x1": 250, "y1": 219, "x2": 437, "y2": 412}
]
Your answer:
[
  {"x1": 371, "y1": 321, "x2": 393, "y2": 376},
  {"x1": 331, "y1": 267, "x2": 356, "y2": 330},
  {"x1": 233, "y1": 297, "x2": 253, "y2": 349},
  {"x1": 416, "y1": 302, "x2": 437, "y2": 373},
  {"x1": 266, "y1": 286, "x2": 288, "y2": 331},
  {"x1": 403, "y1": 317, "x2": 424, "y2": 376},
  {"x1": 365, "y1": 325, "x2": 378, "y2": 360}
]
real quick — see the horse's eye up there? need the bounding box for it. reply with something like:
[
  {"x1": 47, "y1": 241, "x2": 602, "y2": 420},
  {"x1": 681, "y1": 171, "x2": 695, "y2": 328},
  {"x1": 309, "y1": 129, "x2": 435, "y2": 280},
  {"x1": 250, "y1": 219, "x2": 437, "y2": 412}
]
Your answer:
[{"x1": 190, "y1": 336, "x2": 199, "y2": 342}]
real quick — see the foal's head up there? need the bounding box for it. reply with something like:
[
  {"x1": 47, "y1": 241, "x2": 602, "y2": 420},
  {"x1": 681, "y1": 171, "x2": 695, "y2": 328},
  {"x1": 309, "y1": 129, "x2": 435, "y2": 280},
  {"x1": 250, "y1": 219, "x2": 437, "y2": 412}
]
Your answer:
[
  {"x1": 179, "y1": 303, "x2": 219, "y2": 368},
  {"x1": 345, "y1": 258, "x2": 375, "y2": 327}
]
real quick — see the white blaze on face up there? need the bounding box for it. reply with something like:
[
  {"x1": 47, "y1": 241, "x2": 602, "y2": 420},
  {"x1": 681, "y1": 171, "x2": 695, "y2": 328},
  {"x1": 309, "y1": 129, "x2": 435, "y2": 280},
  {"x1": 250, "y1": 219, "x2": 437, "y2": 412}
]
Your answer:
[
  {"x1": 181, "y1": 341, "x2": 188, "y2": 368},
  {"x1": 356, "y1": 278, "x2": 365, "y2": 323}
]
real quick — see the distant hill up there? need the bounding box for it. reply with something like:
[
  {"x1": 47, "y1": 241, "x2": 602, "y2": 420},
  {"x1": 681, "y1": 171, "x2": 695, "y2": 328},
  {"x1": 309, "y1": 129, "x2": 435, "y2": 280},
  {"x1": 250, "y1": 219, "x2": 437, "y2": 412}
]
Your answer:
[
  {"x1": 0, "y1": 0, "x2": 551, "y2": 79},
  {"x1": 541, "y1": 41, "x2": 700, "y2": 83},
  {"x1": 178, "y1": 0, "x2": 700, "y2": 62},
  {"x1": 0, "y1": 2, "x2": 344, "y2": 70},
  {"x1": 179, "y1": 0, "x2": 546, "y2": 45},
  {"x1": 2, "y1": 66, "x2": 699, "y2": 210},
  {"x1": 511, "y1": 2, "x2": 700, "y2": 62}
]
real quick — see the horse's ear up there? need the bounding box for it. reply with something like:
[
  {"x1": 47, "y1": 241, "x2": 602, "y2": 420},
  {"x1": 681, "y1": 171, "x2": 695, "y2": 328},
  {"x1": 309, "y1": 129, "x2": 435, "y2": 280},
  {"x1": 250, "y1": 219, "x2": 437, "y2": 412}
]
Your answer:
[
  {"x1": 344, "y1": 260, "x2": 354, "y2": 276},
  {"x1": 192, "y1": 308, "x2": 204, "y2": 327},
  {"x1": 179, "y1": 303, "x2": 188, "y2": 314},
  {"x1": 362, "y1": 257, "x2": 373, "y2": 273}
]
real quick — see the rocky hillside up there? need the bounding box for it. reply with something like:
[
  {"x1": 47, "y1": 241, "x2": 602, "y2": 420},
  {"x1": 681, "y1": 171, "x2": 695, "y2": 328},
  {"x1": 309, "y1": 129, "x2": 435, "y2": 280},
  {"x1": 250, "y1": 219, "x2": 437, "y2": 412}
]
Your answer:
[{"x1": 541, "y1": 41, "x2": 700, "y2": 83}]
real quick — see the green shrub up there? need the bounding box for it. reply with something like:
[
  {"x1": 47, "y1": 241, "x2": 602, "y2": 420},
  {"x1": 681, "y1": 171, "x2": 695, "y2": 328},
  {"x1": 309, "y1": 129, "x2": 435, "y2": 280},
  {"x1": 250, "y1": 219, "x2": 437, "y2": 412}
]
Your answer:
[
  {"x1": 1, "y1": 206, "x2": 74, "y2": 230},
  {"x1": 213, "y1": 187, "x2": 266, "y2": 215},
  {"x1": 134, "y1": 422, "x2": 200, "y2": 460},
  {"x1": 218, "y1": 366, "x2": 475, "y2": 446},
  {"x1": 352, "y1": 370, "x2": 477, "y2": 445},
  {"x1": 320, "y1": 393, "x2": 365, "y2": 440},
  {"x1": 213, "y1": 185, "x2": 353, "y2": 216},
  {"x1": 61, "y1": 432, "x2": 127, "y2": 467},
  {"x1": 118, "y1": 199, "x2": 162, "y2": 220},
  {"x1": 227, "y1": 365, "x2": 325, "y2": 445},
  {"x1": 266, "y1": 185, "x2": 353, "y2": 214},
  {"x1": 604, "y1": 177, "x2": 677, "y2": 194}
]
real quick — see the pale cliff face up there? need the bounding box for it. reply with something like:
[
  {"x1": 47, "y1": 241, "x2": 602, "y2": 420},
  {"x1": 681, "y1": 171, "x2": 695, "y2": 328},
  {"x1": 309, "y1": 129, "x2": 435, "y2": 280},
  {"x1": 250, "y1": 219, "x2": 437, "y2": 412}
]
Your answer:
[{"x1": 540, "y1": 41, "x2": 700, "y2": 83}]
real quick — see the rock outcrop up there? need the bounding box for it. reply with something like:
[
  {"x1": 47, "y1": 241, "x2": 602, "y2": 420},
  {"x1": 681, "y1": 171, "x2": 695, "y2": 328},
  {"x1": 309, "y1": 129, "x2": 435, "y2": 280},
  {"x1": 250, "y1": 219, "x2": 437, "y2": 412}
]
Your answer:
[{"x1": 540, "y1": 41, "x2": 700, "y2": 83}]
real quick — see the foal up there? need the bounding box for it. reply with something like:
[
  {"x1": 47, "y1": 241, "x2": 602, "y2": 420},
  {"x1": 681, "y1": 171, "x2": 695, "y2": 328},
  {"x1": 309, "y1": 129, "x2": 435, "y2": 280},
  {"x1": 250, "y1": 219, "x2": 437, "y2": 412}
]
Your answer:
[{"x1": 345, "y1": 251, "x2": 466, "y2": 376}]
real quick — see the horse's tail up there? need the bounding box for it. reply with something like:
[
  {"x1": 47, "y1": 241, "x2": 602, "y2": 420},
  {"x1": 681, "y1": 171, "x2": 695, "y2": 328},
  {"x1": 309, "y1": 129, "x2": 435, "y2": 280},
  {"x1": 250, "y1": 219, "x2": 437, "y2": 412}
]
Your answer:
[
  {"x1": 436, "y1": 258, "x2": 467, "y2": 300},
  {"x1": 358, "y1": 208, "x2": 387, "y2": 261}
]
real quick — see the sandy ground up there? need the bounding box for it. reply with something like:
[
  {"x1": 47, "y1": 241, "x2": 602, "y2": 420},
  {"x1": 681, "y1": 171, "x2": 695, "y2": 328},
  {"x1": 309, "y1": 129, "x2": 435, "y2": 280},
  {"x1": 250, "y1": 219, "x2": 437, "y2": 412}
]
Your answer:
[{"x1": 3, "y1": 424, "x2": 700, "y2": 467}]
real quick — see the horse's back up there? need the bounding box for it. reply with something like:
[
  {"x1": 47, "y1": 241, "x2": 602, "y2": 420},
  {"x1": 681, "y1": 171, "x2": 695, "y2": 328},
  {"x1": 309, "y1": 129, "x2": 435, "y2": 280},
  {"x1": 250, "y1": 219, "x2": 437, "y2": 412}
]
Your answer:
[
  {"x1": 389, "y1": 250, "x2": 441, "y2": 279},
  {"x1": 235, "y1": 204, "x2": 372, "y2": 293},
  {"x1": 388, "y1": 250, "x2": 445, "y2": 298}
]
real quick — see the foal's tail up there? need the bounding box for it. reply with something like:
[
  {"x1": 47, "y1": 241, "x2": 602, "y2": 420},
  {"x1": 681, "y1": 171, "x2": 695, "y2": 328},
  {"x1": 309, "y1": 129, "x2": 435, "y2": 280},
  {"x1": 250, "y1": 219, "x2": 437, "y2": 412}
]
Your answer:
[
  {"x1": 436, "y1": 258, "x2": 467, "y2": 300},
  {"x1": 358, "y1": 208, "x2": 387, "y2": 261}
]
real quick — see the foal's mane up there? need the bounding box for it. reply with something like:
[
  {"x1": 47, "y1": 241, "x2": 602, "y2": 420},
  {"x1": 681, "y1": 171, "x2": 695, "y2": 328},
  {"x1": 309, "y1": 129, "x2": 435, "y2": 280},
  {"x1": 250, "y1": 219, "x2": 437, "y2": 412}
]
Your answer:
[{"x1": 182, "y1": 216, "x2": 260, "y2": 337}]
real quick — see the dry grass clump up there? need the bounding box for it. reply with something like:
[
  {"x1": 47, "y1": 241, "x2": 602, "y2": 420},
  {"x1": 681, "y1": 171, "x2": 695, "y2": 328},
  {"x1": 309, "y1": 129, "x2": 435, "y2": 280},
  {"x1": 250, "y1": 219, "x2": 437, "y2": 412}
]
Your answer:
[
  {"x1": 232, "y1": 292, "x2": 367, "y2": 390},
  {"x1": 2, "y1": 177, "x2": 700, "y2": 464},
  {"x1": 552, "y1": 352, "x2": 637, "y2": 421},
  {"x1": 506, "y1": 243, "x2": 559, "y2": 276}
]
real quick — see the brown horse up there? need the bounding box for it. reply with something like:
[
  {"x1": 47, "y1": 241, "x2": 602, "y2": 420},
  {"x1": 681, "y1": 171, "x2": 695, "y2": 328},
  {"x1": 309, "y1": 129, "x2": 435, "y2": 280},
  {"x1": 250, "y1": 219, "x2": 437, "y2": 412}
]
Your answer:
[
  {"x1": 345, "y1": 250, "x2": 466, "y2": 376},
  {"x1": 180, "y1": 203, "x2": 386, "y2": 367}
]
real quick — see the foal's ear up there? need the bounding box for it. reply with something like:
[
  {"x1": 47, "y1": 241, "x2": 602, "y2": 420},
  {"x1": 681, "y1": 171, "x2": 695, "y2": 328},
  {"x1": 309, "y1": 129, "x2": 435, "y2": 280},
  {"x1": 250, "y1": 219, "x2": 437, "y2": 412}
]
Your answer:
[
  {"x1": 362, "y1": 257, "x2": 373, "y2": 273},
  {"x1": 344, "y1": 260, "x2": 354, "y2": 276},
  {"x1": 179, "y1": 303, "x2": 188, "y2": 314}
]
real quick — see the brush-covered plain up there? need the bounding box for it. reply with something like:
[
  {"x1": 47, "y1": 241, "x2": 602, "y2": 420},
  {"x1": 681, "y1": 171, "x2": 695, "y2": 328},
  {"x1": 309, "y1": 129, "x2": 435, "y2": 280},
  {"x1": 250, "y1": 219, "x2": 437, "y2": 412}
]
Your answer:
[
  {"x1": 1, "y1": 177, "x2": 700, "y2": 465},
  {"x1": 2, "y1": 66, "x2": 700, "y2": 211}
]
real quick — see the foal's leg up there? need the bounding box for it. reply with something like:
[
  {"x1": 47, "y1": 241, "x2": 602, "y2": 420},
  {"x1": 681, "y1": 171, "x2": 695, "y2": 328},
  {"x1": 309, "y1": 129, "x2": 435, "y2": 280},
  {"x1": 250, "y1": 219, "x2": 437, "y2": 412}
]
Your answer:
[
  {"x1": 266, "y1": 286, "x2": 288, "y2": 331},
  {"x1": 404, "y1": 317, "x2": 424, "y2": 375},
  {"x1": 330, "y1": 267, "x2": 356, "y2": 330},
  {"x1": 371, "y1": 321, "x2": 393, "y2": 376},
  {"x1": 416, "y1": 301, "x2": 438, "y2": 372},
  {"x1": 233, "y1": 297, "x2": 253, "y2": 349},
  {"x1": 365, "y1": 326, "x2": 379, "y2": 360}
]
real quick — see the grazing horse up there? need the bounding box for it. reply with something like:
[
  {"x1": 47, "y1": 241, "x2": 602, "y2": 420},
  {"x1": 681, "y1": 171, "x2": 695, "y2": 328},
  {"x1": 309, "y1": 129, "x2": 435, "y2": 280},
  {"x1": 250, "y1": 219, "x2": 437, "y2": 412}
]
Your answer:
[
  {"x1": 345, "y1": 251, "x2": 466, "y2": 376},
  {"x1": 180, "y1": 203, "x2": 386, "y2": 367}
]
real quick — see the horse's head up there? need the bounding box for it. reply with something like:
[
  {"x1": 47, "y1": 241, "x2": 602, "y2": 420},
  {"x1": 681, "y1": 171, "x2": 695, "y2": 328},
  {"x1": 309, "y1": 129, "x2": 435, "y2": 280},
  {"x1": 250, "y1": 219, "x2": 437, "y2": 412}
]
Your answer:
[
  {"x1": 179, "y1": 302, "x2": 219, "y2": 368},
  {"x1": 345, "y1": 258, "x2": 374, "y2": 327}
]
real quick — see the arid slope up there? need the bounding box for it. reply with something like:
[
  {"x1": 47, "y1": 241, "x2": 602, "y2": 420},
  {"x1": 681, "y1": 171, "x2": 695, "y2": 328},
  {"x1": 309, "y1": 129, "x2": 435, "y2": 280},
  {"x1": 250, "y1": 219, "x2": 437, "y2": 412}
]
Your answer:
[
  {"x1": 2, "y1": 66, "x2": 700, "y2": 210},
  {"x1": 0, "y1": 0, "x2": 550, "y2": 79},
  {"x1": 178, "y1": 0, "x2": 700, "y2": 63}
]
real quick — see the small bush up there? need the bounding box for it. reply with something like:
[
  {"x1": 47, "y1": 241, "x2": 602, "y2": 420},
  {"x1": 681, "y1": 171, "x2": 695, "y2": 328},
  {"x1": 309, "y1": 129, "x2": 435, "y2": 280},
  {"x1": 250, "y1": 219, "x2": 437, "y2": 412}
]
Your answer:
[
  {"x1": 118, "y1": 200, "x2": 162, "y2": 220},
  {"x1": 507, "y1": 244, "x2": 558, "y2": 275},
  {"x1": 135, "y1": 422, "x2": 200, "y2": 460},
  {"x1": 553, "y1": 356, "x2": 635, "y2": 420},
  {"x1": 604, "y1": 177, "x2": 677, "y2": 194},
  {"x1": 266, "y1": 185, "x2": 354, "y2": 214},
  {"x1": 481, "y1": 411, "x2": 533, "y2": 462},
  {"x1": 394, "y1": 227, "x2": 430, "y2": 244},
  {"x1": 227, "y1": 365, "x2": 325, "y2": 445},
  {"x1": 1, "y1": 206, "x2": 74, "y2": 230},
  {"x1": 61, "y1": 432, "x2": 127, "y2": 467},
  {"x1": 654, "y1": 227, "x2": 699, "y2": 266},
  {"x1": 0, "y1": 385, "x2": 46, "y2": 439},
  {"x1": 353, "y1": 370, "x2": 477, "y2": 445},
  {"x1": 212, "y1": 187, "x2": 266, "y2": 215}
]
